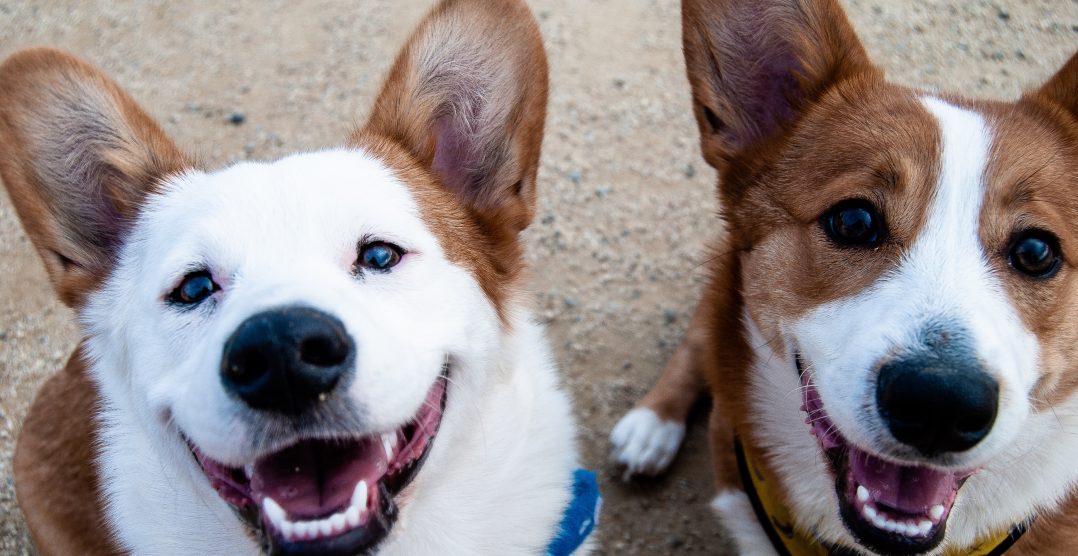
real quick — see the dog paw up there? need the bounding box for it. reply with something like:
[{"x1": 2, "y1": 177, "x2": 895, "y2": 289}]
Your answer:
[{"x1": 609, "y1": 407, "x2": 686, "y2": 480}]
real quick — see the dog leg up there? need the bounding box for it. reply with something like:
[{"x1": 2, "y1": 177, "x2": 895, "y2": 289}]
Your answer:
[
  {"x1": 712, "y1": 489, "x2": 779, "y2": 556},
  {"x1": 610, "y1": 302, "x2": 709, "y2": 479}
]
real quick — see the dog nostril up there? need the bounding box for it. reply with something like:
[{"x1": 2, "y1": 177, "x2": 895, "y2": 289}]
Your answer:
[
  {"x1": 956, "y1": 413, "x2": 992, "y2": 435},
  {"x1": 226, "y1": 349, "x2": 268, "y2": 385},
  {"x1": 299, "y1": 335, "x2": 347, "y2": 367}
]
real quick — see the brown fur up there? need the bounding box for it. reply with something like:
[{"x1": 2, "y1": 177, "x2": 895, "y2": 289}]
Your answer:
[
  {"x1": 0, "y1": 48, "x2": 192, "y2": 309},
  {"x1": 358, "y1": 0, "x2": 548, "y2": 324},
  {"x1": 1, "y1": 0, "x2": 547, "y2": 552},
  {"x1": 13, "y1": 348, "x2": 116, "y2": 555},
  {"x1": 630, "y1": 0, "x2": 1078, "y2": 553}
]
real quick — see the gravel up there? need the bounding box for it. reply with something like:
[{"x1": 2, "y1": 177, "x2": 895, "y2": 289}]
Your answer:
[{"x1": 1, "y1": 0, "x2": 1076, "y2": 554}]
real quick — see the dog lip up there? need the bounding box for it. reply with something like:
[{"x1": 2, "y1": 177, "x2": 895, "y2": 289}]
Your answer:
[
  {"x1": 795, "y1": 353, "x2": 975, "y2": 554},
  {"x1": 185, "y1": 366, "x2": 449, "y2": 553}
]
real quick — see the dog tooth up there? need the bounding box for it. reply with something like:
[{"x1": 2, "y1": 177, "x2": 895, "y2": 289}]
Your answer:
[
  {"x1": 330, "y1": 513, "x2": 347, "y2": 533},
  {"x1": 345, "y1": 505, "x2": 362, "y2": 528},
  {"x1": 382, "y1": 433, "x2": 396, "y2": 460},
  {"x1": 929, "y1": 505, "x2": 945, "y2": 521},
  {"x1": 244, "y1": 463, "x2": 255, "y2": 479},
  {"x1": 918, "y1": 520, "x2": 932, "y2": 535},
  {"x1": 318, "y1": 519, "x2": 333, "y2": 537},
  {"x1": 280, "y1": 520, "x2": 295, "y2": 541},
  {"x1": 856, "y1": 485, "x2": 869, "y2": 503},
  {"x1": 263, "y1": 497, "x2": 287, "y2": 526},
  {"x1": 352, "y1": 480, "x2": 369, "y2": 509},
  {"x1": 303, "y1": 522, "x2": 318, "y2": 539},
  {"x1": 863, "y1": 504, "x2": 877, "y2": 520},
  {"x1": 872, "y1": 514, "x2": 888, "y2": 530}
]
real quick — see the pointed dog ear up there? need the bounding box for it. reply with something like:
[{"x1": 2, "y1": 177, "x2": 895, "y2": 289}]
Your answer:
[
  {"x1": 1029, "y1": 52, "x2": 1078, "y2": 123},
  {"x1": 360, "y1": 0, "x2": 548, "y2": 235},
  {"x1": 0, "y1": 48, "x2": 191, "y2": 307},
  {"x1": 682, "y1": 0, "x2": 878, "y2": 171}
]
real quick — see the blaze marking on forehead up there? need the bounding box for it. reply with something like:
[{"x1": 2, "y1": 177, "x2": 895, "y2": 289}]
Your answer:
[{"x1": 915, "y1": 97, "x2": 992, "y2": 271}]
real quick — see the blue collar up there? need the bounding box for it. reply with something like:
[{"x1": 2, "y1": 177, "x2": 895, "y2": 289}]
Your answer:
[{"x1": 546, "y1": 469, "x2": 602, "y2": 556}]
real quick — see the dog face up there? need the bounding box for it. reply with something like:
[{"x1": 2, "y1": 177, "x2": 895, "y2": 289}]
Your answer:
[
  {"x1": 0, "y1": 0, "x2": 547, "y2": 553},
  {"x1": 683, "y1": 0, "x2": 1078, "y2": 554}
]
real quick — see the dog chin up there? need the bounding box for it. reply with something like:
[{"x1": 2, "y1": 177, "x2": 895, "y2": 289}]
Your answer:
[
  {"x1": 184, "y1": 371, "x2": 448, "y2": 556},
  {"x1": 796, "y1": 355, "x2": 977, "y2": 556}
]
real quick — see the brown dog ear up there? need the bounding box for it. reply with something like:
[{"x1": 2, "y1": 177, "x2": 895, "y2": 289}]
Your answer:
[
  {"x1": 360, "y1": 0, "x2": 548, "y2": 234},
  {"x1": 1029, "y1": 52, "x2": 1078, "y2": 122},
  {"x1": 0, "y1": 48, "x2": 191, "y2": 308},
  {"x1": 682, "y1": 0, "x2": 878, "y2": 170}
]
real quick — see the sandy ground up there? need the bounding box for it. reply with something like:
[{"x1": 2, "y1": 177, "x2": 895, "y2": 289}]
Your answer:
[{"x1": 0, "y1": 0, "x2": 1075, "y2": 554}]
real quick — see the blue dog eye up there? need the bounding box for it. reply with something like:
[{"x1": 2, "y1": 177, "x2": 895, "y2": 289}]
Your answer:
[
  {"x1": 357, "y1": 242, "x2": 403, "y2": 272},
  {"x1": 168, "y1": 271, "x2": 218, "y2": 306}
]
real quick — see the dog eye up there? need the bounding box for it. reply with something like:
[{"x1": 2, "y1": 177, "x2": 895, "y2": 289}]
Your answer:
[
  {"x1": 168, "y1": 271, "x2": 219, "y2": 306},
  {"x1": 821, "y1": 200, "x2": 885, "y2": 247},
  {"x1": 356, "y1": 241, "x2": 403, "y2": 272},
  {"x1": 1009, "y1": 231, "x2": 1061, "y2": 278}
]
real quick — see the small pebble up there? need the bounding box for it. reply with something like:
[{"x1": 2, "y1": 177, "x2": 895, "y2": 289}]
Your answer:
[
  {"x1": 684, "y1": 164, "x2": 695, "y2": 178},
  {"x1": 663, "y1": 308, "x2": 678, "y2": 324},
  {"x1": 568, "y1": 169, "x2": 582, "y2": 185},
  {"x1": 228, "y1": 111, "x2": 246, "y2": 125},
  {"x1": 997, "y1": 8, "x2": 1010, "y2": 21}
]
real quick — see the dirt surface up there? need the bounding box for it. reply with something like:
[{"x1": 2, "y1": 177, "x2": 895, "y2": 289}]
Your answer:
[{"x1": 0, "y1": 0, "x2": 1075, "y2": 554}]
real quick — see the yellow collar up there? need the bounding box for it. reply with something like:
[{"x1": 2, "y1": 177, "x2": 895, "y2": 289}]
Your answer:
[{"x1": 734, "y1": 437, "x2": 1028, "y2": 556}]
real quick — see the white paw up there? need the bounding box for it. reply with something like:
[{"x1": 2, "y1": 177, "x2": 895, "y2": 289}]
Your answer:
[
  {"x1": 711, "y1": 490, "x2": 779, "y2": 556},
  {"x1": 609, "y1": 407, "x2": 686, "y2": 480}
]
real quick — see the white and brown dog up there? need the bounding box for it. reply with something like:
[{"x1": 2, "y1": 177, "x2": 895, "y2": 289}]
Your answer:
[
  {"x1": 0, "y1": 0, "x2": 597, "y2": 554},
  {"x1": 611, "y1": 0, "x2": 1078, "y2": 554}
]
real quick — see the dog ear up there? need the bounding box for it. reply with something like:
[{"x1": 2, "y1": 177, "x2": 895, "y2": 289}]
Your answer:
[
  {"x1": 360, "y1": 0, "x2": 548, "y2": 234},
  {"x1": 681, "y1": 0, "x2": 878, "y2": 170},
  {"x1": 0, "y1": 48, "x2": 191, "y2": 308},
  {"x1": 1030, "y1": 52, "x2": 1078, "y2": 123}
]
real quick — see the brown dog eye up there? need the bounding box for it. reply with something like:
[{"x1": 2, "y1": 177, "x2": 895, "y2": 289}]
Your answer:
[
  {"x1": 821, "y1": 200, "x2": 885, "y2": 247},
  {"x1": 1009, "y1": 231, "x2": 1061, "y2": 278},
  {"x1": 168, "y1": 271, "x2": 219, "y2": 306}
]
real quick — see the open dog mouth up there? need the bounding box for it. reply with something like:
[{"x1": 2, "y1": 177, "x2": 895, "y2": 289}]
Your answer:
[
  {"x1": 188, "y1": 373, "x2": 448, "y2": 555},
  {"x1": 797, "y1": 356, "x2": 972, "y2": 556}
]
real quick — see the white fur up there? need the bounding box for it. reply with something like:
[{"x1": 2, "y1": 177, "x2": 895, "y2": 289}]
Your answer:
[
  {"x1": 609, "y1": 407, "x2": 686, "y2": 479},
  {"x1": 711, "y1": 490, "x2": 779, "y2": 556},
  {"x1": 740, "y1": 99, "x2": 1078, "y2": 554},
  {"x1": 79, "y1": 148, "x2": 583, "y2": 555}
]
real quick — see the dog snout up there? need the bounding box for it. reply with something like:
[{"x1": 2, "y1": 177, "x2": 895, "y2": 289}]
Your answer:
[
  {"x1": 221, "y1": 306, "x2": 354, "y2": 415},
  {"x1": 876, "y1": 333, "x2": 999, "y2": 457}
]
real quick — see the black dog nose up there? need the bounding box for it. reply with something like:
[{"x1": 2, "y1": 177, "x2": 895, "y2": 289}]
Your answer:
[
  {"x1": 877, "y1": 347, "x2": 999, "y2": 456},
  {"x1": 221, "y1": 307, "x2": 353, "y2": 415}
]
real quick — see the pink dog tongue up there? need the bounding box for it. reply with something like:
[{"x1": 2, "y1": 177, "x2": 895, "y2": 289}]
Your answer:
[
  {"x1": 250, "y1": 438, "x2": 387, "y2": 519},
  {"x1": 849, "y1": 446, "x2": 957, "y2": 513}
]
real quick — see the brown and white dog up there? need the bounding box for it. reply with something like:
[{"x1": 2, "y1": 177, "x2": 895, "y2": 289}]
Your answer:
[
  {"x1": 0, "y1": 0, "x2": 589, "y2": 554},
  {"x1": 611, "y1": 0, "x2": 1078, "y2": 554}
]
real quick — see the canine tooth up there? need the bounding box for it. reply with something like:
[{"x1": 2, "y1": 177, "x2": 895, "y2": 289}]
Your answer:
[
  {"x1": 382, "y1": 433, "x2": 396, "y2": 459},
  {"x1": 863, "y1": 504, "x2": 877, "y2": 520},
  {"x1": 856, "y1": 485, "x2": 869, "y2": 503},
  {"x1": 345, "y1": 505, "x2": 362, "y2": 528},
  {"x1": 872, "y1": 515, "x2": 888, "y2": 530},
  {"x1": 929, "y1": 504, "x2": 945, "y2": 521},
  {"x1": 263, "y1": 497, "x2": 287, "y2": 525},
  {"x1": 352, "y1": 480, "x2": 369, "y2": 509},
  {"x1": 318, "y1": 519, "x2": 333, "y2": 537},
  {"x1": 918, "y1": 520, "x2": 932, "y2": 535},
  {"x1": 244, "y1": 463, "x2": 255, "y2": 478},
  {"x1": 330, "y1": 513, "x2": 347, "y2": 533}
]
